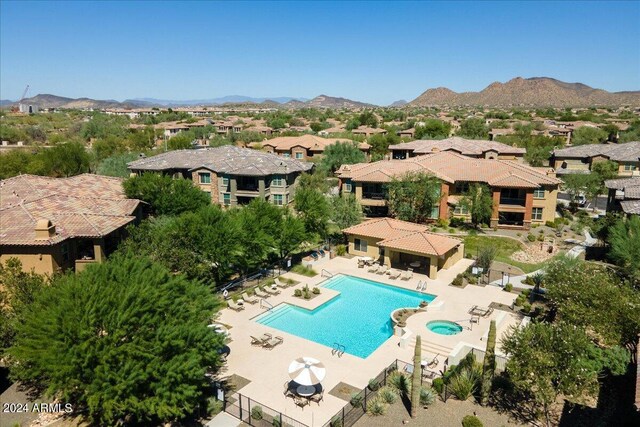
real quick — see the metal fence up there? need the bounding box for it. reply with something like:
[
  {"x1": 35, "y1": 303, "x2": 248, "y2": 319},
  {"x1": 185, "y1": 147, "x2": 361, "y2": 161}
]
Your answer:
[{"x1": 224, "y1": 392, "x2": 309, "y2": 427}]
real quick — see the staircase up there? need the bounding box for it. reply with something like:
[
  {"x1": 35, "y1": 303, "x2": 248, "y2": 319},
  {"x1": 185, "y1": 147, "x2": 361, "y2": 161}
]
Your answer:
[{"x1": 411, "y1": 337, "x2": 453, "y2": 358}]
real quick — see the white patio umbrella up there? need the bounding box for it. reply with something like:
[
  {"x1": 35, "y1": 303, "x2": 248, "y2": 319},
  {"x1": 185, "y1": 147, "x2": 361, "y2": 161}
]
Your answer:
[{"x1": 288, "y1": 357, "x2": 326, "y2": 386}]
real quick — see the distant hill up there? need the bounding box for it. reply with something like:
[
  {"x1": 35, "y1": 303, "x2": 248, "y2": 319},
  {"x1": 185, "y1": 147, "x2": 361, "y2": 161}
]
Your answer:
[
  {"x1": 304, "y1": 94, "x2": 375, "y2": 109},
  {"x1": 408, "y1": 77, "x2": 640, "y2": 107},
  {"x1": 0, "y1": 99, "x2": 14, "y2": 106},
  {"x1": 9, "y1": 94, "x2": 136, "y2": 109},
  {"x1": 126, "y1": 96, "x2": 307, "y2": 106},
  {"x1": 390, "y1": 99, "x2": 408, "y2": 107}
]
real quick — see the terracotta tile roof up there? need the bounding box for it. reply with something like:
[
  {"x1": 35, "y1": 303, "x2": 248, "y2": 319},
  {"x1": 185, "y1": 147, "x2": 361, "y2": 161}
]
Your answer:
[
  {"x1": 336, "y1": 151, "x2": 560, "y2": 188},
  {"x1": 604, "y1": 177, "x2": 640, "y2": 191},
  {"x1": 553, "y1": 141, "x2": 640, "y2": 162},
  {"x1": 128, "y1": 146, "x2": 313, "y2": 176},
  {"x1": 253, "y1": 135, "x2": 370, "y2": 152},
  {"x1": 620, "y1": 200, "x2": 640, "y2": 215},
  {"x1": 342, "y1": 217, "x2": 461, "y2": 257},
  {"x1": 0, "y1": 174, "x2": 141, "y2": 246},
  {"x1": 389, "y1": 137, "x2": 525, "y2": 156}
]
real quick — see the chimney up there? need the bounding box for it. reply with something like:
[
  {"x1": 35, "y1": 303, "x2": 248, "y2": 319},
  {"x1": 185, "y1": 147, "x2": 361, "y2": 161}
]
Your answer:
[{"x1": 35, "y1": 219, "x2": 56, "y2": 240}]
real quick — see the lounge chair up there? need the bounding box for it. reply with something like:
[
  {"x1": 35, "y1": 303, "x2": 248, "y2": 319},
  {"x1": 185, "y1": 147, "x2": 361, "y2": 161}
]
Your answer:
[
  {"x1": 403, "y1": 364, "x2": 414, "y2": 374},
  {"x1": 401, "y1": 269, "x2": 413, "y2": 281},
  {"x1": 294, "y1": 396, "x2": 309, "y2": 409},
  {"x1": 263, "y1": 335, "x2": 284, "y2": 350},
  {"x1": 227, "y1": 300, "x2": 245, "y2": 311},
  {"x1": 275, "y1": 278, "x2": 289, "y2": 289},
  {"x1": 416, "y1": 280, "x2": 423, "y2": 290},
  {"x1": 426, "y1": 354, "x2": 439, "y2": 368},
  {"x1": 376, "y1": 265, "x2": 388, "y2": 275},
  {"x1": 388, "y1": 269, "x2": 401, "y2": 279},
  {"x1": 263, "y1": 286, "x2": 281, "y2": 295},
  {"x1": 242, "y1": 292, "x2": 259, "y2": 305},
  {"x1": 251, "y1": 333, "x2": 272, "y2": 346},
  {"x1": 367, "y1": 263, "x2": 379, "y2": 273},
  {"x1": 421, "y1": 282, "x2": 427, "y2": 292},
  {"x1": 357, "y1": 259, "x2": 365, "y2": 268},
  {"x1": 283, "y1": 381, "x2": 295, "y2": 398},
  {"x1": 254, "y1": 288, "x2": 270, "y2": 298}
]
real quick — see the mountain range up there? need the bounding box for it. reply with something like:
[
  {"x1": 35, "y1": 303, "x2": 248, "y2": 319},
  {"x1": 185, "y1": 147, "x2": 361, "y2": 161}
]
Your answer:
[
  {"x1": 5, "y1": 77, "x2": 639, "y2": 110},
  {"x1": 408, "y1": 77, "x2": 640, "y2": 107}
]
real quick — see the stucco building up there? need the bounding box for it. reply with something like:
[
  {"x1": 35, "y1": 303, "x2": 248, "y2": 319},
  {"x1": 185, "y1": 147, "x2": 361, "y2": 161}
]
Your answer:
[
  {"x1": 604, "y1": 177, "x2": 640, "y2": 216},
  {"x1": 0, "y1": 174, "x2": 143, "y2": 275},
  {"x1": 252, "y1": 135, "x2": 370, "y2": 160},
  {"x1": 343, "y1": 218, "x2": 464, "y2": 279},
  {"x1": 389, "y1": 137, "x2": 526, "y2": 161},
  {"x1": 127, "y1": 146, "x2": 313, "y2": 207},
  {"x1": 336, "y1": 151, "x2": 561, "y2": 230},
  {"x1": 551, "y1": 141, "x2": 640, "y2": 176}
]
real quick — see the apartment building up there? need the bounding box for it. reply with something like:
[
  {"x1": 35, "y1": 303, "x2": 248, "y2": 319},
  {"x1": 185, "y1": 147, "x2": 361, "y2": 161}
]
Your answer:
[
  {"x1": 252, "y1": 135, "x2": 370, "y2": 160},
  {"x1": 128, "y1": 146, "x2": 313, "y2": 207},
  {"x1": 604, "y1": 177, "x2": 640, "y2": 216},
  {"x1": 389, "y1": 137, "x2": 526, "y2": 161},
  {"x1": 551, "y1": 141, "x2": 640, "y2": 176},
  {"x1": 0, "y1": 174, "x2": 144, "y2": 275},
  {"x1": 336, "y1": 151, "x2": 561, "y2": 230}
]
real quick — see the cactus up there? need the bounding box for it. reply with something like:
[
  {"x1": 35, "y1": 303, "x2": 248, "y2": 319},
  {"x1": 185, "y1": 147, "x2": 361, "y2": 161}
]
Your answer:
[{"x1": 411, "y1": 335, "x2": 422, "y2": 418}]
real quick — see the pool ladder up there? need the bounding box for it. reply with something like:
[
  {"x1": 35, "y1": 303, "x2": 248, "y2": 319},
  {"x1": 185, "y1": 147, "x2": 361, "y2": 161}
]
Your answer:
[
  {"x1": 260, "y1": 299, "x2": 273, "y2": 311},
  {"x1": 332, "y1": 342, "x2": 345, "y2": 357}
]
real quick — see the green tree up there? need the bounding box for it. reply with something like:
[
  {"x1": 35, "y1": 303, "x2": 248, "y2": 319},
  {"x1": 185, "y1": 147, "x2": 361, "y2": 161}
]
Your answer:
[
  {"x1": 8, "y1": 255, "x2": 225, "y2": 425},
  {"x1": 358, "y1": 111, "x2": 378, "y2": 128},
  {"x1": 619, "y1": 120, "x2": 640, "y2": 143},
  {"x1": 571, "y1": 126, "x2": 608, "y2": 146},
  {"x1": 96, "y1": 152, "x2": 139, "y2": 177},
  {"x1": 386, "y1": 172, "x2": 442, "y2": 223},
  {"x1": 320, "y1": 141, "x2": 366, "y2": 173},
  {"x1": 457, "y1": 118, "x2": 489, "y2": 139},
  {"x1": 561, "y1": 173, "x2": 593, "y2": 205},
  {"x1": 608, "y1": 216, "x2": 640, "y2": 284},
  {"x1": 414, "y1": 119, "x2": 451, "y2": 139},
  {"x1": 330, "y1": 194, "x2": 363, "y2": 229},
  {"x1": 545, "y1": 256, "x2": 640, "y2": 347},
  {"x1": 367, "y1": 133, "x2": 401, "y2": 160},
  {"x1": 480, "y1": 320, "x2": 496, "y2": 405},
  {"x1": 168, "y1": 132, "x2": 195, "y2": 150},
  {"x1": 411, "y1": 335, "x2": 422, "y2": 418},
  {"x1": 123, "y1": 172, "x2": 210, "y2": 215},
  {"x1": 460, "y1": 183, "x2": 494, "y2": 227},
  {"x1": 275, "y1": 210, "x2": 307, "y2": 263},
  {"x1": 294, "y1": 187, "x2": 330, "y2": 238},
  {"x1": 310, "y1": 121, "x2": 330, "y2": 133},
  {"x1": 0, "y1": 258, "x2": 47, "y2": 355},
  {"x1": 502, "y1": 322, "x2": 628, "y2": 427},
  {"x1": 35, "y1": 142, "x2": 91, "y2": 177},
  {"x1": 591, "y1": 160, "x2": 619, "y2": 182}
]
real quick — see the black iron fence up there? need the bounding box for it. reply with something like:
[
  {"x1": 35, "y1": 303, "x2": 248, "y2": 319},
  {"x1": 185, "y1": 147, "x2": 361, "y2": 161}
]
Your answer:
[{"x1": 224, "y1": 392, "x2": 309, "y2": 427}]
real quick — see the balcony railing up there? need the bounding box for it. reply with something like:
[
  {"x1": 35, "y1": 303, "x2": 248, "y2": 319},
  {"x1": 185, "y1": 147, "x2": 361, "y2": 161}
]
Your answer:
[
  {"x1": 363, "y1": 192, "x2": 386, "y2": 200},
  {"x1": 499, "y1": 197, "x2": 526, "y2": 206}
]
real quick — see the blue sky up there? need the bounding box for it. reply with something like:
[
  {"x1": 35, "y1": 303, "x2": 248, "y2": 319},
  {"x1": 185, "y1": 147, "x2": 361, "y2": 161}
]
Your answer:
[{"x1": 1, "y1": 1, "x2": 639, "y2": 105}]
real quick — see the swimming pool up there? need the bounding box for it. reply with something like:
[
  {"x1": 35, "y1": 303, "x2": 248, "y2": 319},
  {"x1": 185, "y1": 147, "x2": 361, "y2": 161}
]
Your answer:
[
  {"x1": 426, "y1": 320, "x2": 463, "y2": 335},
  {"x1": 255, "y1": 275, "x2": 436, "y2": 358}
]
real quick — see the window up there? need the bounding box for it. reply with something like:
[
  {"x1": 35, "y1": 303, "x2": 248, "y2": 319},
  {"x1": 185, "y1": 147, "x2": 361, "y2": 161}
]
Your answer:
[
  {"x1": 283, "y1": 153, "x2": 291, "y2": 158},
  {"x1": 199, "y1": 172, "x2": 211, "y2": 184},
  {"x1": 222, "y1": 176, "x2": 229, "y2": 187},
  {"x1": 271, "y1": 175, "x2": 284, "y2": 186},
  {"x1": 223, "y1": 193, "x2": 231, "y2": 206},
  {"x1": 61, "y1": 242, "x2": 69, "y2": 262},
  {"x1": 532, "y1": 207, "x2": 543, "y2": 221},
  {"x1": 624, "y1": 163, "x2": 636, "y2": 171},
  {"x1": 273, "y1": 194, "x2": 283, "y2": 206},
  {"x1": 430, "y1": 205, "x2": 439, "y2": 219},
  {"x1": 533, "y1": 187, "x2": 545, "y2": 199},
  {"x1": 455, "y1": 182, "x2": 470, "y2": 194},
  {"x1": 354, "y1": 238, "x2": 368, "y2": 252},
  {"x1": 344, "y1": 179, "x2": 353, "y2": 192},
  {"x1": 295, "y1": 152, "x2": 304, "y2": 159},
  {"x1": 454, "y1": 204, "x2": 469, "y2": 215}
]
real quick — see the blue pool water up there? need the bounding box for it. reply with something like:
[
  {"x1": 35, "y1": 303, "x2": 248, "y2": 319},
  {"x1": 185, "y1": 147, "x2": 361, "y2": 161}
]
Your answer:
[
  {"x1": 255, "y1": 275, "x2": 436, "y2": 358},
  {"x1": 427, "y1": 320, "x2": 463, "y2": 335}
]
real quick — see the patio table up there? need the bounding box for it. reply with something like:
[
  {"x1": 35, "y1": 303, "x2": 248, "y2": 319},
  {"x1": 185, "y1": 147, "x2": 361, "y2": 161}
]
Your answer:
[
  {"x1": 296, "y1": 385, "x2": 316, "y2": 397},
  {"x1": 409, "y1": 261, "x2": 421, "y2": 268}
]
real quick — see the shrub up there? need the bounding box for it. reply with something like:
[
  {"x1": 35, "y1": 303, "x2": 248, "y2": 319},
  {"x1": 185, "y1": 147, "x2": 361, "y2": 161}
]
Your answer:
[
  {"x1": 527, "y1": 233, "x2": 536, "y2": 242},
  {"x1": 537, "y1": 233, "x2": 545, "y2": 241},
  {"x1": 462, "y1": 415, "x2": 484, "y2": 427},
  {"x1": 419, "y1": 386, "x2": 436, "y2": 406},
  {"x1": 387, "y1": 371, "x2": 410, "y2": 395},
  {"x1": 436, "y1": 218, "x2": 449, "y2": 228},
  {"x1": 450, "y1": 217, "x2": 465, "y2": 227},
  {"x1": 336, "y1": 244, "x2": 346, "y2": 256},
  {"x1": 449, "y1": 368, "x2": 479, "y2": 401},
  {"x1": 476, "y1": 246, "x2": 497, "y2": 271},
  {"x1": 468, "y1": 276, "x2": 478, "y2": 285},
  {"x1": 272, "y1": 417, "x2": 282, "y2": 427},
  {"x1": 291, "y1": 264, "x2": 317, "y2": 277},
  {"x1": 504, "y1": 283, "x2": 513, "y2": 292},
  {"x1": 251, "y1": 406, "x2": 263, "y2": 421},
  {"x1": 330, "y1": 416, "x2": 343, "y2": 427},
  {"x1": 207, "y1": 397, "x2": 224, "y2": 416},
  {"x1": 378, "y1": 386, "x2": 399, "y2": 404},
  {"x1": 368, "y1": 378, "x2": 380, "y2": 391},
  {"x1": 312, "y1": 287, "x2": 320, "y2": 294},
  {"x1": 522, "y1": 302, "x2": 531, "y2": 313},
  {"x1": 514, "y1": 295, "x2": 524, "y2": 306},
  {"x1": 303, "y1": 286, "x2": 311, "y2": 299},
  {"x1": 452, "y1": 274, "x2": 464, "y2": 287},
  {"x1": 294, "y1": 289, "x2": 302, "y2": 297},
  {"x1": 350, "y1": 393, "x2": 364, "y2": 408},
  {"x1": 366, "y1": 397, "x2": 387, "y2": 416},
  {"x1": 516, "y1": 232, "x2": 522, "y2": 236},
  {"x1": 432, "y1": 377, "x2": 444, "y2": 394}
]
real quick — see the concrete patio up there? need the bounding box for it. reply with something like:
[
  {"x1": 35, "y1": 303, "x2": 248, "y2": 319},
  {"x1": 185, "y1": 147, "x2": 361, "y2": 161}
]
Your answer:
[{"x1": 216, "y1": 255, "x2": 520, "y2": 426}]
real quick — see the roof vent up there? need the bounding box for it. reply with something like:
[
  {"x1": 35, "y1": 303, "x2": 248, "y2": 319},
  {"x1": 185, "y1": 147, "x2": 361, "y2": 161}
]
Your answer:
[{"x1": 35, "y1": 219, "x2": 56, "y2": 240}]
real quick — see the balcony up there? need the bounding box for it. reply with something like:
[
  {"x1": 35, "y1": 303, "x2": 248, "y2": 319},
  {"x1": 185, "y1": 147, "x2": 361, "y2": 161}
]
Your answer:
[
  {"x1": 362, "y1": 192, "x2": 386, "y2": 200},
  {"x1": 499, "y1": 197, "x2": 526, "y2": 206}
]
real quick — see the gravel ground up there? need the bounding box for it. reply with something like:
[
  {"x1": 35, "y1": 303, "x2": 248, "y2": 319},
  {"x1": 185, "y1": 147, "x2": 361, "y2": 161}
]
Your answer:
[{"x1": 353, "y1": 397, "x2": 528, "y2": 427}]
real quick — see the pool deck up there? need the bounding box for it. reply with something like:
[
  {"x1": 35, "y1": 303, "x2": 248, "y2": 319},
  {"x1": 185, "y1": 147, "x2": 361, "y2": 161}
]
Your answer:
[{"x1": 217, "y1": 256, "x2": 520, "y2": 426}]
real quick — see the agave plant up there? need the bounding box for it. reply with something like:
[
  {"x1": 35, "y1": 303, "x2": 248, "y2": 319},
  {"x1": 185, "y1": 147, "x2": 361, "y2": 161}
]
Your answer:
[{"x1": 449, "y1": 368, "x2": 480, "y2": 401}]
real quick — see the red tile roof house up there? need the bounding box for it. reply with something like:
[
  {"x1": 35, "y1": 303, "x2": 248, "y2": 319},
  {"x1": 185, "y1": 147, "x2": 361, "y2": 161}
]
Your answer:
[
  {"x1": 0, "y1": 174, "x2": 144, "y2": 275},
  {"x1": 250, "y1": 135, "x2": 370, "y2": 161},
  {"x1": 343, "y1": 218, "x2": 464, "y2": 279},
  {"x1": 336, "y1": 151, "x2": 561, "y2": 230},
  {"x1": 389, "y1": 136, "x2": 526, "y2": 162}
]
